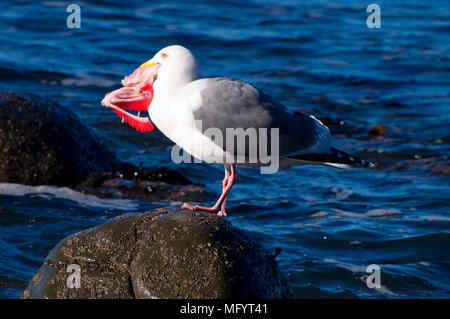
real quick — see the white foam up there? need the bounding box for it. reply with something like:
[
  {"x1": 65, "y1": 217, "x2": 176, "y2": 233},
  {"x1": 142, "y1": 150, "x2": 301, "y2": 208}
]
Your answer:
[
  {"x1": 365, "y1": 209, "x2": 403, "y2": 217},
  {"x1": 0, "y1": 183, "x2": 138, "y2": 210},
  {"x1": 323, "y1": 258, "x2": 397, "y2": 296},
  {"x1": 423, "y1": 215, "x2": 450, "y2": 221},
  {"x1": 323, "y1": 258, "x2": 367, "y2": 273},
  {"x1": 331, "y1": 208, "x2": 402, "y2": 218}
]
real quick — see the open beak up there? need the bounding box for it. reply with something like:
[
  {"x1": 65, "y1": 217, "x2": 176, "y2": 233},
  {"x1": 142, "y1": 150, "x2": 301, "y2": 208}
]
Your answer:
[{"x1": 101, "y1": 62, "x2": 160, "y2": 133}]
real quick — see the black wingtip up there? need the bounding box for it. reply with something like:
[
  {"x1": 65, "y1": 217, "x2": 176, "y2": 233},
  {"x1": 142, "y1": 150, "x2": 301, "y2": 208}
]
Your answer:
[
  {"x1": 330, "y1": 148, "x2": 374, "y2": 168},
  {"x1": 290, "y1": 147, "x2": 374, "y2": 168}
]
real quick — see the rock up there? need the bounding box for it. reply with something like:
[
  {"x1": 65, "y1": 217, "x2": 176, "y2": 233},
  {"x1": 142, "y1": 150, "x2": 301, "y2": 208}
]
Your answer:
[
  {"x1": 368, "y1": 124, "x2": 386, "y2": 136},
  {"x1": 77, "y1": 166, "x2": 193, "y2": 188},
  {"x1": 76, "y1": 167, "x2": 208, "y2": 202},
  {"x1": 21, "y1": 208, "x2": 291, "y2": 299},
  {"x1": 136, "y1": 166, "x2": 193, "y2": 186},
  {"x1": 0, "y1": 93, "x2": 123, "y2": 186},
  {"x1": 79, "y1": 180, "x2": 209, "y2": 203}
]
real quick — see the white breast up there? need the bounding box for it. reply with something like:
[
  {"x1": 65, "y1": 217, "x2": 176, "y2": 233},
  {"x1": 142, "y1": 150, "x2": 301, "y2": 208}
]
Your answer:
[{"x1": 148, "y1": 83, "x2": 227, "y2": 164}]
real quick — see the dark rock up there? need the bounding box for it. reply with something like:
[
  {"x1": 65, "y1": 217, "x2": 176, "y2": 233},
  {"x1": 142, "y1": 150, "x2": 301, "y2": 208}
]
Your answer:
[
  {"x1": 76, "y1": 167, "x2": 209, "y2": 202},
  {"x1": 21, "y1": 208, "x2": 291, "y2": 299},
  {"x1": 78, "y1": 179, "x2": 209, "y2": 202},
  {"x1": 0, "y1": 93, "x2": 123, "y2": 186},
  {"x1": 368, "y1": 124, "x2": 386, "y2": 136},
  {"x1": 77, "y1": 167, "x2": 192, "y2": 188},
  {"x1": 138, "y1": 166, "x2": 192, "y2": 186}
]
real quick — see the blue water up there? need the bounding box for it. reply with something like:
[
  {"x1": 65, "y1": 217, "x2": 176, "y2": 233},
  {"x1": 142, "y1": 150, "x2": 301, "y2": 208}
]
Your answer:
[{"x1": 0, "y1": 0, "x2": 449, "y2": 298}]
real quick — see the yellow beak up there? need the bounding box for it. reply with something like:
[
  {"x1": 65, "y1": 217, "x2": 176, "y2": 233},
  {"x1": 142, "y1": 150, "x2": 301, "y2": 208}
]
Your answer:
[{"x1": 139, "y1": 60, "x2": 158, "y2": 68}]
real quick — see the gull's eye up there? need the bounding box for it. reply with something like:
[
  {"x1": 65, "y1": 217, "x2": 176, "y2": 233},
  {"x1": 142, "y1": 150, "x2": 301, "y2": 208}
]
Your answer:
[{"x1": 161, "y1": 52, "x2": 168, "y2": 58}]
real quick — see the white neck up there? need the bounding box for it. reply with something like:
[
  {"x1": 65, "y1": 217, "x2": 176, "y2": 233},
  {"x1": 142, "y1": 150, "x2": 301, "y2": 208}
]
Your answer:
[{"x1": 148, "y1": 62, "x2": 199, "y2": 140}]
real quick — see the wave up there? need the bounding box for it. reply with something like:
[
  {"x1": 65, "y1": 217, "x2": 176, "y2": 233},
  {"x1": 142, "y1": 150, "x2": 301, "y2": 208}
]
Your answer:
[
  {"x1": 0, "y1": 183, "x2": 138, "y2": 210},
  {"x1": 323, "y1": 258, "x2": 397, "y2": 296},
  {"x1": 331, "y1": 208, "x2": 403, "y2": 218}
]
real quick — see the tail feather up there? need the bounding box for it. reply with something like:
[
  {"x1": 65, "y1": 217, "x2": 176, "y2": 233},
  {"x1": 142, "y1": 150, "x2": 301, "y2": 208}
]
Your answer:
[{"x1": 289, "y1": 147, "x2": 374, "y2": 168}]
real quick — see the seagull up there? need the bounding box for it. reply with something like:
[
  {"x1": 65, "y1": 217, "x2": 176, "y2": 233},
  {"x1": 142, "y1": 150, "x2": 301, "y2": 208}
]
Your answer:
[{"x1": 102, "y1": 45, "x2": 372, "y2": 217}]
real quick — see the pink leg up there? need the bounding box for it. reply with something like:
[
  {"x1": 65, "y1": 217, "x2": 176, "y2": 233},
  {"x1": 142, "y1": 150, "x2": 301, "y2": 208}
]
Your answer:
[
  {"x1": 217, "y1": 168, "x2": 231, "y2": 218},
  {"x1": 217, "y1": 197, "x2": 228, "y2": 218},
  {"x1": 182, "y1": 165, "x2": 237, "y2": 217}
]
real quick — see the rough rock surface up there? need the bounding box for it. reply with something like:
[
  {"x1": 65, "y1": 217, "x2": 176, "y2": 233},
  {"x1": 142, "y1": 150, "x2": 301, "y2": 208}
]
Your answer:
[
  {"x1": 21, "y1": 208, "x2": 291, "y2": 299},
  {"x1": 0, "y1": 93, "x2": 124, "y2": 186}
]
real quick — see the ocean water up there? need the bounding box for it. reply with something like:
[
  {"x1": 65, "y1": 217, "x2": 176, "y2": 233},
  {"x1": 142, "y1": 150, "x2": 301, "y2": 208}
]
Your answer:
[{"x1": 0, "y1": 0, "x2": 449, "y2": 298}]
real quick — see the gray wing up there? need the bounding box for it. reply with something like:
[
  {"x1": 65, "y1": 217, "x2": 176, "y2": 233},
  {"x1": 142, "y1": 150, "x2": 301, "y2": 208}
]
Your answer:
[{"x1": 192, "y1": 77, "x2": 330, "y2": 158}]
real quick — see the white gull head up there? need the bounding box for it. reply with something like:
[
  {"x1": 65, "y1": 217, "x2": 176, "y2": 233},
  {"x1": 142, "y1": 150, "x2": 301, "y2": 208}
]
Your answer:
[{"x1": 149, "y1": 45, "x2": 200, "y2": 92}]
